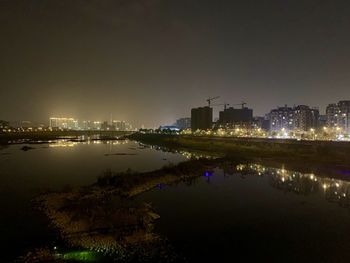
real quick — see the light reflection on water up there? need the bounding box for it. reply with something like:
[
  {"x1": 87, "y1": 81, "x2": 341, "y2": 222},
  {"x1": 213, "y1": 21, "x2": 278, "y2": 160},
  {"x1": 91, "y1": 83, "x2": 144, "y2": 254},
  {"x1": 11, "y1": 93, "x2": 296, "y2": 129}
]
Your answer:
[
  {"x1": 0, "y1": 140, "x2": 187, "y2": 262},
  {"x1": 234, "y1": 163, "x2": 350, "y2": 208},
  {"x1": 2, "y1": 140, "x2": 350, "y2": 262},
  {"x1": 48, "y1": 139, "x2": 129, "y2": 147},
  {"x1": 137, "y1": 154, "x2": 350, "y2": 262}
]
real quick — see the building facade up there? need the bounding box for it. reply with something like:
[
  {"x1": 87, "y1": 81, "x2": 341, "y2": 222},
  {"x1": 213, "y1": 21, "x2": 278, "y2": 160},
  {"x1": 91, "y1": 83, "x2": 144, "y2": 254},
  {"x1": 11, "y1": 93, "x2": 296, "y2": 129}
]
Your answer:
[
  {"x1": 252, "y1": 116, "x2": 270, "y2": 131},
  {"x1": 268, "y1": 105, "x2": 294, "y2": 132},
  {"x1": 293, "y1": 105, "x2": 319, "y2": 131},
  {"x1": 176, "y1": 117, "x2": 191, "y2": 130},
  {"x1": 49, "y1": 117, "x2": 78, "y2": 130},
  {"x1": 326, "y1": 103, "x2": 339, "y2": 128},
  {"x1": 191, "y1": 106, "x2": 213, "y2": 131},
  {"x1": 268, "y1": 105, "x2": 319, "y2": 132},
  {"x1": 326, "y1": 101, "x2": 350, "y2": 132},
  {"x1": 218, "y1": 107, "x2": 253, "y2": 126}
]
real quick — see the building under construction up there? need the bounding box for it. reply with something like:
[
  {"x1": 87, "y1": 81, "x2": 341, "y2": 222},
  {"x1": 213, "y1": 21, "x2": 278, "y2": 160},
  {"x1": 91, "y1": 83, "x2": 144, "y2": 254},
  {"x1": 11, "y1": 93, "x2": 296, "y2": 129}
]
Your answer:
[
  {"x1": 191, "y1": 106, "x2": 213, "y2": 131},
  {"x1": 218, "y1": 107, "x2": 253, "y2": 126}
]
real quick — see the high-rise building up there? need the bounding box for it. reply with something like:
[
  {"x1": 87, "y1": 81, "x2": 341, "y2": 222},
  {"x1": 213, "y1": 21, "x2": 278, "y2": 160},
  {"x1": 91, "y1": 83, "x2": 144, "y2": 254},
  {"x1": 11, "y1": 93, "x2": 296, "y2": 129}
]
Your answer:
[
  {"x1": 327, "y1": 101, "x2": 350, "y2": 132},
  {"x1": 112, "y1": 120, "x2": 133, "y2": 131},
  {"x1": 268, "y1": 105, "x2": 294, "y2": 132},
  {"x1": 218, "y1": 107, "x2": 253, "y2": 125},
  {"x1": 338, "y1": 101, "x2": 350, "y2": 133},
  {"x1": 101, "y1": 121, "x2": 110, "y2": 131},
  {"x1": 326, "y1": 103, "x2": 339, "y2": 128},
  {"x1": 49, "y1": 118, "x2": 78, "y2": 130},
  {"x1": 293, "y1": 105, "x2": 319, "y2": 131},
  {"x1": 176, "y1": 117, "x2": 191, "y2": 130},
  {"x1": 92, "y1": 121, "x2": 101, "y2": 130},
  {"x1": 191, "y1": 106, "x2": 213, "y2": 131}
]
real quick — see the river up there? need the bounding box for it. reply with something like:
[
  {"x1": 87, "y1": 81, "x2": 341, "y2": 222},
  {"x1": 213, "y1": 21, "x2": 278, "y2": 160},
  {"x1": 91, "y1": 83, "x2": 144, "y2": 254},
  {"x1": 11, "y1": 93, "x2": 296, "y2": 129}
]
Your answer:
[{"x1": 1, "y1": 139, "x2": 350, "y2": 262}]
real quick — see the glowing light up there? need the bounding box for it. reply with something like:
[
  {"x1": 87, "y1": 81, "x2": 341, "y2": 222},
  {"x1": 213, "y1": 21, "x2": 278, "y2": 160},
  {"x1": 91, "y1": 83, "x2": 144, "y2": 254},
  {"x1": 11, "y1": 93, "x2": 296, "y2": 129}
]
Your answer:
[
  {"x1": 203, "y1": 171, "x2": 213, "y2": 177},
  {"x1": 61, "y1": 251, "x2": 98, "y2": 262}
]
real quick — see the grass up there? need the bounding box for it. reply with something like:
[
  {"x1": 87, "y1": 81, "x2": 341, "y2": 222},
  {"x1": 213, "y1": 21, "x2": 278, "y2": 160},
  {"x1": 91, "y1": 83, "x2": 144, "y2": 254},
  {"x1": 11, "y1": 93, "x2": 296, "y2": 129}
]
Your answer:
[{"x1": 128, "y1": 133, "x2": 350, "y2": 165}]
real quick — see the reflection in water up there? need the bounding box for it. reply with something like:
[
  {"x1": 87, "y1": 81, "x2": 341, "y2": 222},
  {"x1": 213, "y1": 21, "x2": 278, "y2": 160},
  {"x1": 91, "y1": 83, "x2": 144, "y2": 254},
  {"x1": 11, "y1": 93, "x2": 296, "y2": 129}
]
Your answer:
[
  {"x1": 170, "y1": 147, "x2": 350, "y2": 208},
  {"x1": 9, "y1": 141, "x2": 350, "y2": 262},
  {"x1": 1, "y1": 140, "x2": 188, "y2": 262},
  {"x1": 138, "y1": 143, "x2": 217, "y2": 160},
  {"x1": 234, "y1": 163, "x2": 350, "y2": 208},
  {"x1": 48, "y1": 139, "x2": 129, "y2": 148},
  {"x1": 49, "y1": 141, "x2": 78, "y2": 148}
]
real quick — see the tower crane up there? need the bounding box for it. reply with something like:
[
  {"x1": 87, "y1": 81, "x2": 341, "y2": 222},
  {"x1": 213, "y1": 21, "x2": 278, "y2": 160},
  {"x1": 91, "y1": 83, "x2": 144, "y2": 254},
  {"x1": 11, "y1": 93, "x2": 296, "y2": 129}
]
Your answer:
[
  {"x1": 211, "y1": 103, "x2": 230, "y2": 110},
  {"x1": 206, "y1": 96, "x2": 220, "y2": 107},
  {"x1": 231, "y1": 102, "x2": 247, "y2": 109}
]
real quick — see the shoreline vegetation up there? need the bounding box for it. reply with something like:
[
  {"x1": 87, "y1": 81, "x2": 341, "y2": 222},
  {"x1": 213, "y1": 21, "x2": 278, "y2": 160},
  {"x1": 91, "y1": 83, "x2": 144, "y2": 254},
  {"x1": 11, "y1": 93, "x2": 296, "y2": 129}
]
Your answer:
[{"x1": 127, "y1": 133, "x2": 350, "y2": 167}]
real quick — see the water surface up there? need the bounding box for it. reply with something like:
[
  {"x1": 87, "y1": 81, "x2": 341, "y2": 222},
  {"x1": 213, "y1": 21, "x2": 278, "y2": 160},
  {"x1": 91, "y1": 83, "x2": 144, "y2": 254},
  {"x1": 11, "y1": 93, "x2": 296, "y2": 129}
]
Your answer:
[
  {"x1": 1, "y1": 140, "x2": 350, "y2": 262},
  {"x1": 0, "y1": 140, "x2": 186, "y2": 262},
  {"x1": 139, "y1": 164, "x2": 350, "y2": 262}
]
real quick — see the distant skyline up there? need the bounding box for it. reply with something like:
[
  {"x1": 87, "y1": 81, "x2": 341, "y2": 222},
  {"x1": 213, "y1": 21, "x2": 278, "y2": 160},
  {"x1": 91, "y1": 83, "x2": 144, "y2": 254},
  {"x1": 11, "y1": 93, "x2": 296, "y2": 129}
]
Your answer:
[{"x1": 1, "y1": 0, "x2": 350, "y2": 127}]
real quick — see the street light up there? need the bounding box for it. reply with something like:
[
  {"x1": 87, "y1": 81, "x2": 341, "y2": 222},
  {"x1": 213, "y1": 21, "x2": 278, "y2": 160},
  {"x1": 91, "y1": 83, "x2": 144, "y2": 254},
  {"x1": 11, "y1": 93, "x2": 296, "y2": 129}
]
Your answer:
[{"x1": 310, "y1": 128, "x2": 315, "y2": 140}]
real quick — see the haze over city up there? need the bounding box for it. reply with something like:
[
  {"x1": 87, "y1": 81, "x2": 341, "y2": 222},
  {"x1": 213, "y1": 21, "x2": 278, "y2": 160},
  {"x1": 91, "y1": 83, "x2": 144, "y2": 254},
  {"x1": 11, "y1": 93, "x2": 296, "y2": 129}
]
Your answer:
[
  {"x1": 3, "y1": 2, "x2": 350, "y2": 262},
  {"x1": 1, "y1": 0, "x2": 350, "y2": 127}
]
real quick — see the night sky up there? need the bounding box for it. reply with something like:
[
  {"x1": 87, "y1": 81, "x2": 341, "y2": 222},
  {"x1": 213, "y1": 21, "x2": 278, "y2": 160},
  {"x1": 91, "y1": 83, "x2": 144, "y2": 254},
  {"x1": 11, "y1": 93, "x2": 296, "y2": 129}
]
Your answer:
[{"x1": 1, "y1": 0, "x2": 350, "y2": 127}]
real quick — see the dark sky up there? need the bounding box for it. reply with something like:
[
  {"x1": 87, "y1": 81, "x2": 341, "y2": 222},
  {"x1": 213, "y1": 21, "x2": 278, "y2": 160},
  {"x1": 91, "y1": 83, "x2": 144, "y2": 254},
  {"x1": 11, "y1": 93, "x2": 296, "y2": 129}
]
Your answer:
[{"x1": 1, "y1": 0, "x2": 350, "y2": 127}]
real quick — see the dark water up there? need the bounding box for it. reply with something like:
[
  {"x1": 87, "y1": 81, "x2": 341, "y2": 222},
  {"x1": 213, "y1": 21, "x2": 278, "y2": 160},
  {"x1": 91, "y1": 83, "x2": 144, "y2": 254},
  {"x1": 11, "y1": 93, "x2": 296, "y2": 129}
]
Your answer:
[
  {"x1": 0, "y1": 140, "x2": 186, "y2": 262},
  {"x1": 139, "y1": 165, "x2": 350, "y2": 262},
  {"x1": 1, "y1": 140, "x2": 350, "y2": 262}
]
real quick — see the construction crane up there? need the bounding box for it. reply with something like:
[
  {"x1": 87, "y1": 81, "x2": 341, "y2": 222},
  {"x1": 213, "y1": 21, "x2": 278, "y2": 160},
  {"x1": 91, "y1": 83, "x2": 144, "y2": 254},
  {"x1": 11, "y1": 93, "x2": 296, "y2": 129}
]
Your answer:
[
  {"x1": 206, "y1": 96, "x2": 220, "y2": 107},
  {"x1": 231, "y1": 102, "x2": 247, "y2": 109},
  {"x1": 212, "y1": 103, "x2": 230, "y2": 110}
]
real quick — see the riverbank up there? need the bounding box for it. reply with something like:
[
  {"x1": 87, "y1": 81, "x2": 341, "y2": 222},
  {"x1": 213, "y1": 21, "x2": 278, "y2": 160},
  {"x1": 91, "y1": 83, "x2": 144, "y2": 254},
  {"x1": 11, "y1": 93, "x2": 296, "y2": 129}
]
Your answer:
[{"x1": 128, "y1": 133, "x2": 350, "y2": 167}]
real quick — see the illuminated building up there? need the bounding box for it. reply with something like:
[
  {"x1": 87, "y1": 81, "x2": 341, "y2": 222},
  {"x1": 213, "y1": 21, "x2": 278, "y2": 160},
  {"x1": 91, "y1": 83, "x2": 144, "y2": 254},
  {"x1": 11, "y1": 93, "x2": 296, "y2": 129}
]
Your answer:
[
  {"x1": 78, "y1": 120, "x2": 101, "y2": 130},
  {"x1": 159, "y1": 125, "x2": 180, "y2": 132},
  {"x1": 293, "y1": 105, "x2": 319, "y2": 131},
  {"x1": 101, "y1": 121, "x2": 110, "y2": 131},
  {"x1": 112, "y1": 120, "x2": 125, "y2": 131},
  {"x1": 268, "y1": 105, "x2": 294, "y2": 132},
  {"x1": 112, "y1": 120, "x2": 133, "y2": 131},
  {"x1": 326, "y1": 101, "x2": 350, "y2": 133},
  {"x1": 191, "y1": 106, "x2": 213, "y2": 131},
  {"x1": 176, "y1": 117, "x2": 191, "y2": 130},
  {"x1": 49, "y1": 117, "x2": 78, "y2": 130},
  {"x1": 338, "y1": 101, "x2": 350, "y2": 133},
  {"x1": 326, "y1": 103, "x2": 339, "y2": 128},
  {"x1": 92, "y1": 121, "x2": 101, "y2": 130}
]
